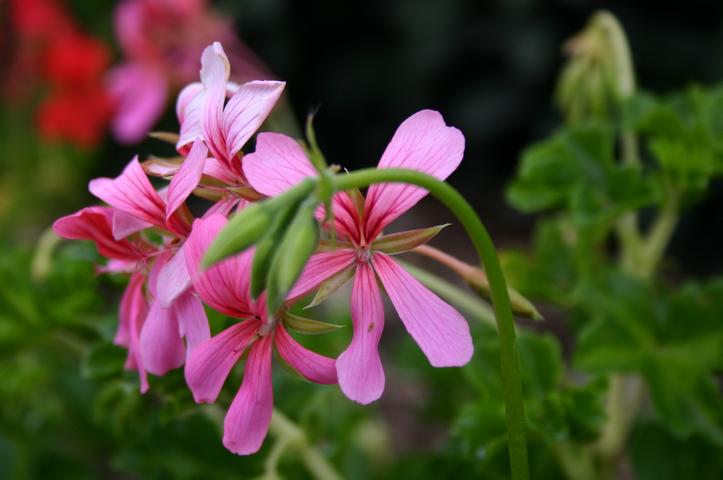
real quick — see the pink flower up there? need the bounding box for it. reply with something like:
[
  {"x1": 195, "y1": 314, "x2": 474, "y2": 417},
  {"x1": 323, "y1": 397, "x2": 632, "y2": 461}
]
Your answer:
[
  {"x1": 184, "y1": 214, "x2": 337, "y2": 455},
  {"x1": 166, "y1": 42, "x2": 285, "y2": 217},
  {"x1": 243, "y1": 110, "x2": 474, "y2": 404},
  {"x1": 53, "y1": 157, "x2": 227, "y2": 391},
  {"x1": 108, "y1": 0, "x2": 274, "y2": 144}
]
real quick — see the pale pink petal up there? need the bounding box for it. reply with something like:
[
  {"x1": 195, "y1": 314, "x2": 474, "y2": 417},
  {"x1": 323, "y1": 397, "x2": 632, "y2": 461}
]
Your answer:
[
  {"x1": 176, "y1": 82, "x2": 203, "y2": 125},
  {"x1": 112, "y1": 209, "x2": 152, "y2": 240},
  {"x1": 364, "y1": 110, "x2": 465, "y2": 239},
  {"x1": 185, "y1": 215, "x2": 253, "y2": 317},
  {"x1": 201, "y1": 42, "x2": 231, "y2": 163},
  {"x1": 53, "y1": 206, "x2": 144, "y2": 261},
  {"x1": 174, "y1": 291, "x2": 210, "y2": 357},
  {"x1": 223, "y1": 335, "x2": 274, "y2": 455},
  {"x1": 203, "y1": 157, "x2": 238, "y2": 184},
  {"x1": 156, "y1": 245, "x2": 192, "y2": 308},
  {"x1": 139, "y1": 299, "x2": 185, "y2": 376},
  {"x1": 243, "y1": 132, "x2": 316, "y2": 196},
  {"x1": 89, "y1": 157, "x2": 167, "y2": 230},
  {"x1": 202, "y1": 195, "x2": 240, "y2": 218},
  {"x1": 185, "y1": 319, "x2": 260, "y2": 403},
  {"x1": 97, "y1": 259, "x2": 137, "y2": 274},
  {"x1": 275, "y1": 325, "x2": 337, "y2": 384},
  {"x1": 107, "y1": 63, "x2": 168, "y2": 145},
  {"x1": 336, "y1": 263, "x2": 385, "y2": 404},
  {"x1": 286, "y1": 249, "x2": 357, "y2": 301},
  {"x1": 116, "y1": 272, "x2": 150, "y2": 393},
  {"x1": 243, "y1": 132, "x2": 362, "y2": 240},
  {"x1": 166, "y1": 139, "x2": 208, "y2": 219},
  {"x1": 177, "y1": 83, "x2": 205, "y2": 152},
  {"x1": 373, "y1": 253, "x2": 473, "y2": 367},
  {"x1": 222, "y1": 80, "x2": 285, "y2": 159}
]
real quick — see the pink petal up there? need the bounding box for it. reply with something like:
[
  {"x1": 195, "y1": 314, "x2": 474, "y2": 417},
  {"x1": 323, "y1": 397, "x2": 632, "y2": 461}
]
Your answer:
[
  {"x1": 174, "y1": 291, "x2": 210, "y2": 358},
  {"x1": 286, "y1": 249, "x2": 357, "y2": 301},
  {"x1": 89, "y1": 157, "x2": 167, "y2": 230},
  {"x1": 373, "y1": 253, "x2": 473, "y2": 367},
  {"x1": 184, "y1": 215, "x2": 254, "y2": 317},
  {"x1": 112, "y1": 210, "x2": 152, "y2": 240},
  {"x1": 117, "y1": 272, "x2": 150, "y2": 393},
  {"x1": 364, "y1": 110, "x2": 465, "y2": 239},
  {"x1": 275, "y1": 325, "x2": 337, "y2": 384},
  {"x1": 139, "y1": 299, "x2": 185, "y2": 376},
  {"x1": 223, "y1": 80, "x2": 285, "y2": 160},
  {"x1": 223, "y1": 335, "x2": 274, "y2": 455},
  {"x1": 201, "y1": 42, "x2": 231, "y2": 163},
  {"x1": 185, "y1": 319, "x2": 261, "y2": 403},
  {"x1": 202, "y1": 195, "x2": 240, "y2": 218},
  {"x1": 166, "y1": 139, "x2": 208, "y2": 219},
  {"x1": 53, "y1": 206, "x2": 144, "y2": 261},
  {"x1": 243, "y1": 132, "x2": 316, "y2": 196},
  {"x1": 243, "y1": 133, "x2": 361, "y2": 240},
  {"x1": 156, "y1": 245, "x2": 192, "y2": 308},
  {"x1": 336, "y1": 263, "x2": 385, "y2": 404},
  {"x1": 203, "y1": 157, "x2": 238, "y2": 184},
  {"x1": 176, "y1": 83, "x2": 205, "y2": 152},
  {"x1": 107, "y1": 63, "x2": 168, "y2": 144}
]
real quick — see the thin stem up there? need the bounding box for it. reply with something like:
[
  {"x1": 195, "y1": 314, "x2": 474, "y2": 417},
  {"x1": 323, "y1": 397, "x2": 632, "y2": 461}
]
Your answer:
[
  {"x1": 269, "y1": 409, "x2": 341, "y2": 480},
  {"x1": 333, "y1": 168, "x2": 529, "y2": 480}
]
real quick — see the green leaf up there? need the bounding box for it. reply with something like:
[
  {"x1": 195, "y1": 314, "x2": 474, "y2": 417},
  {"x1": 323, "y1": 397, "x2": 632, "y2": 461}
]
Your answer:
[
  {"x1": 573, "y1": 273, "x2": 723, "y2": 443},
  {"x1": 372, "y1": 224, "x2": 450, "y2": 255},
  {"x1": 506, "y1": 123, "x2": 657, "y2": 232},
  {"x1": 82, "y1": 342, "x2": 127, "y2": 379},
  {"x1": 280, "y1": 311, "x2": 344, "y2": 335}
]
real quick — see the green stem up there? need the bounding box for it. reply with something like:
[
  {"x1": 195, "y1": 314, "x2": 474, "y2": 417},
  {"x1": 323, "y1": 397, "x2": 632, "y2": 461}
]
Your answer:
[
  {"x1": 333, "y1": 168, "x2": 529, "y2": 480},
  {"x1": 269, "y1": 409, "x2": 341, "y2": 480}
]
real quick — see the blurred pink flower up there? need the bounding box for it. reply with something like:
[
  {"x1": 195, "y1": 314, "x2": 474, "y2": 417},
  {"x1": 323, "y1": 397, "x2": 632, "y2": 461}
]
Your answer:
[
  {"x1": 108, "y1": 0, "x2": 275, "y2": 144},
  {"x1": 243, "y1": 110, "x2": 474, "y2": 404},
  {"x1": 184, "y1": 214, "x2": 337, "y2": 455}
]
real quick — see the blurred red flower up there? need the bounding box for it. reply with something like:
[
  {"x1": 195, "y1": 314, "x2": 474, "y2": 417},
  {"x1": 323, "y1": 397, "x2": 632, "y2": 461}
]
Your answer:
[{"x1": 6, "y1": 0, "x2": 112, "y2": 149}]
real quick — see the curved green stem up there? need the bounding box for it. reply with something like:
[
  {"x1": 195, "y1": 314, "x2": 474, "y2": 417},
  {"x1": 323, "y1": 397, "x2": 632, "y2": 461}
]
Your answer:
[{"x1": 333, "y1": 168, "x2": 529, "y2": 480}]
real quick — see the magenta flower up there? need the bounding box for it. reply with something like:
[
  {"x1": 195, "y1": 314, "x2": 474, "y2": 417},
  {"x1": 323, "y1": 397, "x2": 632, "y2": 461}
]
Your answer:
[
  {"x1": 243, "y1": 110, "x2": 474, "y2": 404},
  {"x1": 108, "y1": 0, "x2": 274, "y2": 144},
  {"x1": 53, "y1": 157, "x2": 223, "y2": 390},
  {"x1": 183, "y1": 214, "x2": 337, "y2": 455},
  {"x1": 165, "y1": 42, "x2": 285, "y2": 217}
]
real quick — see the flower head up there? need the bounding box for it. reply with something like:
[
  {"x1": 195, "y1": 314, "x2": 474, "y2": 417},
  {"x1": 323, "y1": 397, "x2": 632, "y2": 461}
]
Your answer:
[{"x1": 243, "y1": 110, "x2": 474, "y2": 403}]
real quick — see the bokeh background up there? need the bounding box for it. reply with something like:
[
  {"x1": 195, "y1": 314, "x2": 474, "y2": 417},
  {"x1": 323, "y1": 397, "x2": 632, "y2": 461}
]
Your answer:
[{"x1": 2, "y1": 1, "x2": 723, "y2": 479}]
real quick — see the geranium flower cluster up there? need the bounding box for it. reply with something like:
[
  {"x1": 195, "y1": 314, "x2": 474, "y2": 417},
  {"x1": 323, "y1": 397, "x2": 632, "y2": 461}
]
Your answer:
[{"x1": 54, "y1": 42, "x2": 474, "y2": 455}]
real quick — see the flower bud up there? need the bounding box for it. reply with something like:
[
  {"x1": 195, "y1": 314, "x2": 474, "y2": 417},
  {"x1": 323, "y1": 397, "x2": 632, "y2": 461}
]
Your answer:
[
  {"x1": 266, "y1": 198, "x2": 320, "y2": 315},
  {"x1": 555, "y1": 10, "x2": 635, "y2": 123},
  {"x1": 250, "y1": 200, "x2": 302, "y2": 299},
  {"x1": 202, "y1": 179, "x2": 315, "y2": 268}
]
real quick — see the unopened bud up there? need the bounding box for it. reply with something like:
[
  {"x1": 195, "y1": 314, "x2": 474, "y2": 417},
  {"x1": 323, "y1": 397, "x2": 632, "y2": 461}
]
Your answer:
[
  {"x1": 555, "y1": 10, "x2": 635, "y2": 123},
  {"x1": 202, "y1": 179, "x2": 315, "y2": 268},
  {"x1": 266, "y1": 198, "x2": 320, "y2": 315}
]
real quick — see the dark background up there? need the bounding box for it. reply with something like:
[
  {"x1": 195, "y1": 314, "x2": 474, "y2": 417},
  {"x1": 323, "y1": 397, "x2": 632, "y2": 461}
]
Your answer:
[{"x1": 112, "y1": 0, "x2": 723, "y2": 275}]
